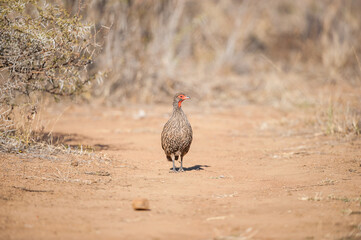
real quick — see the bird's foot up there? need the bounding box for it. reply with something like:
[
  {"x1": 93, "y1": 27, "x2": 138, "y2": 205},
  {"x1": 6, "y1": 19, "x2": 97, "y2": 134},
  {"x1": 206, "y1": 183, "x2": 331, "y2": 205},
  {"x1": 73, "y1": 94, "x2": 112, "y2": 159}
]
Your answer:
[
  {"x1": 178, "y1": 167, "x2": 184, "y2": 172},
  {"x1": 169, "y1": 168, "x2": 177, "y2": 173}
]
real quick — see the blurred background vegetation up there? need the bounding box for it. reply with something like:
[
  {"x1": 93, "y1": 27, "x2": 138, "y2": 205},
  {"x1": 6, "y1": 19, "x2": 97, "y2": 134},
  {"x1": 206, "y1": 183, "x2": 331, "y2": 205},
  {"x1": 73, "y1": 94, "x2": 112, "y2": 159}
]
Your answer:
[
  {"x1": 1, "y1": 0, "x2": 360, "y2": 152},
  {"x1": 67, "y1": 0, "x2": 361, "y2": 104},
  {"x1": 76, "y1": 0, "x2": 361, "y2": 135}
]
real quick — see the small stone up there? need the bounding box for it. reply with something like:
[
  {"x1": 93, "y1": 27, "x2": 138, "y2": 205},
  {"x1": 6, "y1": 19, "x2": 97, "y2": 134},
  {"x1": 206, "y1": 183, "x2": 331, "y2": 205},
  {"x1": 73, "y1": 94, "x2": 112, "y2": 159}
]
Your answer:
[
  {"x1": 71, "y1": 160, "x2": 79, "y2": 167},
  {"x1": 132, "y1": 198, "x2": 150, "y2": 210}
]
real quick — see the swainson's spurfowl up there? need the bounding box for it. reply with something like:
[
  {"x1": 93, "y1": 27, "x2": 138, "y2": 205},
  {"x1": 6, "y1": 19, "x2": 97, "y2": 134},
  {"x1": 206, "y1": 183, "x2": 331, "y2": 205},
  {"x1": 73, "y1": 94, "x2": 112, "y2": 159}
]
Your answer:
[{"x1": 161, "y1": 93, "x2": 193, "y2": 172}]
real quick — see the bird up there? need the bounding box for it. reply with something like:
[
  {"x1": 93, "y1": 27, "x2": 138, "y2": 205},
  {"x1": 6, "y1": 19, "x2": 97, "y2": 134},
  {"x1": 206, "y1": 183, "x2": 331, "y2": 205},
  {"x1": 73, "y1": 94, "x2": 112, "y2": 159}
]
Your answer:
[{"x1": 161, "y1": 93, "x2": 193, "y2": 172}]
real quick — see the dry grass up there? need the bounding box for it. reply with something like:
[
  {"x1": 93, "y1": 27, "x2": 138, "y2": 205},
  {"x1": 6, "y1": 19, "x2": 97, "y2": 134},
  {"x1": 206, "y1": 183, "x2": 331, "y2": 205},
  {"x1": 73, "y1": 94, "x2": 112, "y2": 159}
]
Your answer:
[
  {"x1": 62, "y1": 0, "x2": 361, "y2": 136},
  {"x1": 0, "y1": 98, "x2": 109, "y2": 161},
  {"x1": 1, "y1": 0, "x2": 361, "y2": 155}
]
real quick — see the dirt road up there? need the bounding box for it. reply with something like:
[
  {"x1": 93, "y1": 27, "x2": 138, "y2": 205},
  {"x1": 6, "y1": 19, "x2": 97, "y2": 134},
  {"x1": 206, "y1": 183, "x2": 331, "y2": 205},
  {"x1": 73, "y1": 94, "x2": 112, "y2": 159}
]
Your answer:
[{"x1": 1, "y1": 104, "x2": 361, "y2": 239}]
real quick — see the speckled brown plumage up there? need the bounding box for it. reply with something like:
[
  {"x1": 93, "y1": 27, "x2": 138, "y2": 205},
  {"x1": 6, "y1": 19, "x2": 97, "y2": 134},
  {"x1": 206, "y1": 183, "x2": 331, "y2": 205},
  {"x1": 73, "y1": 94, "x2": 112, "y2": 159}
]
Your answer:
[{"x1": 161, "y1": 93, "x2": 193, "y2": 172}]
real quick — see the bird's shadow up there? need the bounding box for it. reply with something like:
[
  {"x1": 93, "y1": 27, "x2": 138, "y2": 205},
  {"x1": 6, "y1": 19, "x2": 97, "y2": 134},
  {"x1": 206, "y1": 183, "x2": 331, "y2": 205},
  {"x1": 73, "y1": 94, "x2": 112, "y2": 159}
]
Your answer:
[{"x1": 169, "y1": 165, "x2": 210, "y2": 172}]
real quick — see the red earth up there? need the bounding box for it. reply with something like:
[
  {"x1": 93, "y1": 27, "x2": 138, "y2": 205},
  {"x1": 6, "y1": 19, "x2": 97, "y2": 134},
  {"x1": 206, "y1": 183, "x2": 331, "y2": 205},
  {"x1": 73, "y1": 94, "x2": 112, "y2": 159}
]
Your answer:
[{"x1": 1, "y1": 103, "x2": 361, "y2": 239}]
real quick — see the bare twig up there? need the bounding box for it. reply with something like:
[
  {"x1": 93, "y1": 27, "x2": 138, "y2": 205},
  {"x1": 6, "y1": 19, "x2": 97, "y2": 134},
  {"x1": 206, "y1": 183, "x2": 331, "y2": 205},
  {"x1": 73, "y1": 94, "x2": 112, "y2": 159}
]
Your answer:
[{"x1": 13, "y1": 186, "x2": 54, "y2": 193}]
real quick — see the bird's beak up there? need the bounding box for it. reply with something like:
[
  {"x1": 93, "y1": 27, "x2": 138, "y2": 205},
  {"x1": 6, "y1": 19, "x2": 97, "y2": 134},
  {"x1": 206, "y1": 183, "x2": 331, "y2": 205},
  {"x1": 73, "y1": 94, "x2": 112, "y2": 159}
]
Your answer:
[{"x1": 185, "y1": 96, "x2": 190, "y2": 99}]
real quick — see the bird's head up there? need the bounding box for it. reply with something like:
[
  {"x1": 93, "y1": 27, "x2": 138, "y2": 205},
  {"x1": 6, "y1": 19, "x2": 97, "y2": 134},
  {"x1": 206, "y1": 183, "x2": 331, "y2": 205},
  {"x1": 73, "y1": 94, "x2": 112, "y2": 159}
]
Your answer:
[{"x1": 173, "y1": 92, "x2": 190, "y2": 108}]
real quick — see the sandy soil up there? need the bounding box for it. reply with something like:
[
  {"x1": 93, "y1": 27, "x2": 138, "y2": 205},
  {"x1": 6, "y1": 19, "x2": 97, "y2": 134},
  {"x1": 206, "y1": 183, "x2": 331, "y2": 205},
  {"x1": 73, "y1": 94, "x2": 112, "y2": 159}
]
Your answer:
[{"x1": 0, "y1": 103, "x2": 361, "y2": 240}]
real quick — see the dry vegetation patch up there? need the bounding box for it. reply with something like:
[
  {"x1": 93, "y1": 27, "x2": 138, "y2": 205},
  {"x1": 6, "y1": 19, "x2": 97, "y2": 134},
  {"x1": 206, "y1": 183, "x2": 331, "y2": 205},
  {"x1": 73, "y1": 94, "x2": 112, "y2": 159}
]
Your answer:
[
  {"x1": 1, "y1": 0, "x2": 360, "y2": 155},
  {"x1": 0, "y1": 0, "x2": 102, "y2": 154},
  {"x1": 66, "y1": 0, "x2": 361, "y2": 136}
]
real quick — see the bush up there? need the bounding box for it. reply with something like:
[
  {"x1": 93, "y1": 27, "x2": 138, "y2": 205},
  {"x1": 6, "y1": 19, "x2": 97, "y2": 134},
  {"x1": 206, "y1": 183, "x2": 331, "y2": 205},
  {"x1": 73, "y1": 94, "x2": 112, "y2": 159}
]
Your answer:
[{"x1": 0, "y1": 0, "x2": 98, "y2": 151}]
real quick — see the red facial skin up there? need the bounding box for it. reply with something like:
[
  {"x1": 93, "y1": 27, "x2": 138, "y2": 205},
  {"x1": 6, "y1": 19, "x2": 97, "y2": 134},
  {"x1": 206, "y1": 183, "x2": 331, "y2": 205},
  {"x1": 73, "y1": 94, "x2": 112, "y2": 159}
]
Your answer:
[{"x1": 177, "y1": 94, "x2": 190, "y2": 107}]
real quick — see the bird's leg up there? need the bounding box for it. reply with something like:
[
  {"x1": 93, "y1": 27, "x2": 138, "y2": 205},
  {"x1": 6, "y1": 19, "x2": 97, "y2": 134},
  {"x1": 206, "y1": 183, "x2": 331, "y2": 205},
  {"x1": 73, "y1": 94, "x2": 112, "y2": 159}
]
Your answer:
[
  {"x1": 178, "y1": 156, "x2": 184, "y2": 172},
  {"x1": 169, "y1": 155, "x2": 177, "y2": 173}
]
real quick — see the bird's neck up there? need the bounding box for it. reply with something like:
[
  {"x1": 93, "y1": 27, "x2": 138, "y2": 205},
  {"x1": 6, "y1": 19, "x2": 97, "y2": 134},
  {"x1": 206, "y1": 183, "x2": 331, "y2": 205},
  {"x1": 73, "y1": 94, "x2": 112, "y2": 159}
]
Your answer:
[
  {"x1": 172, "y1": 102, "x2": 184, "y2": 114},
  {"x1": 173, "y1": 100, "x2": 184, "y2": 109}
]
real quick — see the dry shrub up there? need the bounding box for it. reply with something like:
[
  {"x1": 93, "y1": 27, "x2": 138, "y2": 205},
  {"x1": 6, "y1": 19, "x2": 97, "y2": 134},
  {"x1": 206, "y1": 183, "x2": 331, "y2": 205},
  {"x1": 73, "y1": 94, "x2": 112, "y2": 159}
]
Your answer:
[{"x1": 0, "y1": 0, "x2": 100, "y2": 152}]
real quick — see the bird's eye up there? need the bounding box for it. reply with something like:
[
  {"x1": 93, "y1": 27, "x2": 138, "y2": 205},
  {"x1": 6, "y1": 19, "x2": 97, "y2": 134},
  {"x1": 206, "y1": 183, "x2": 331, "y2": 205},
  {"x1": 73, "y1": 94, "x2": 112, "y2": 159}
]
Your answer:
[{"x1": 179, "y1": 95, "x2": 184, "y2": 98}]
